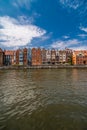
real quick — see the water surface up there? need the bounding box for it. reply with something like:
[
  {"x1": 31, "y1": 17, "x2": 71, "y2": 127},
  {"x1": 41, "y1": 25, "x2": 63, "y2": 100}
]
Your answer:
[{"x1": 0, "y1": 69, "x2": 87, "y2": 130}]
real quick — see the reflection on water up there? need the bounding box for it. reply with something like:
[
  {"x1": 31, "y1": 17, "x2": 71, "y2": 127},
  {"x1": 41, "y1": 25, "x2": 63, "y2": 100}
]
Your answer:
[{"x1": 0, "y1": 69, "x2": 87, "y2": 130}]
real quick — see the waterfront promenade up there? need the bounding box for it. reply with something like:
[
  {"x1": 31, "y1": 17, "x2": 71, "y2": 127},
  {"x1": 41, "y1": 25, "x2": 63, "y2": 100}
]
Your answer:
[{"x1": 1, "y1": 65, "x2": 87, "y2": 70}]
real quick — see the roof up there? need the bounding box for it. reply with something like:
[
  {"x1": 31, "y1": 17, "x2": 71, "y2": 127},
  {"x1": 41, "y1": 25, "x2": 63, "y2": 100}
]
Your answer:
[{"x1": 4, "y1": 50, "x2": 15, "y2": 55}]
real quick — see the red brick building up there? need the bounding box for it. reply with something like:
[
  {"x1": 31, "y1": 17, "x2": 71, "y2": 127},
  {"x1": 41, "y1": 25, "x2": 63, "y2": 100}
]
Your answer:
[
  {"x1": 76, "y1": 53, "x2": 87, "y2": 65},
  {"x1": 32, "y1": 48, "x2": 42, "y2": 65},
  {"x1": 4, "y1": 50, "x2": 16, "y2": 65},
  {"x1": 23, "y1": 48, "x2": 28, "y2": 65},
  {"x1": 0, "y1": 48, "x2": 3, "y2": 66},
  {"x1": 16, "y1": 49, "x2": 20, "y2": 65}
]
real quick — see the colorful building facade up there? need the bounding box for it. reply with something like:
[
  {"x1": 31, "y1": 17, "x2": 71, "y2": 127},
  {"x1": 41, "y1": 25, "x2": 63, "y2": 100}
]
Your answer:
[
  {"x1": 32, "y1": 48, "x2": 42, "y2": 65},
  {"x1": 0, "y1": 48, "x2": 3, "y2": 66},
  {"x1": 51, "y1": 49, "x2": 56, "y2": 64},
  {"x1": 16, "y1": 48, "x2": 29, "y2": 65},
  {"x1": 65, "y1": 48, "x2": 73, "y2": 64},
  {"x1": 27, "y1": 48, "x2": 32, "y2": 65},
  {"x1": 42, "y1": 48, "x2": 47, "y2": 65},
  {"x1": 4, "y1": 50, "x2": 16, "y2": 66},
  {"x1": 59, "y1": 50, "x2": 66, "y2": 64},
  {"x1": 2, "y1": 47, "x2": 87, "y2": 66},
  {"x1": 23, "y1": 48, "x2": 28, "y2": 65},
  {"x1": 72, "y1": 50, "x2": 87, "y2": 65},
  {"x1": 46, "y1": 49, "x2": 51, "y2": 64}
]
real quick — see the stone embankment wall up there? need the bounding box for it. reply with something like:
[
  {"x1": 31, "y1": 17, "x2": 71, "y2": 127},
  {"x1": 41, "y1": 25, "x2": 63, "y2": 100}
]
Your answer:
[{"x1": 0, "y1": 65, "x2": 87, "y2": 70}]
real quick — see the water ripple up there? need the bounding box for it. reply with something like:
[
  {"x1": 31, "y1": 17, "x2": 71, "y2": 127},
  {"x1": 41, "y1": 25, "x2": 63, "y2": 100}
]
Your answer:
[{"x1": 0, "y1": 69, "x2": 87, "y2": 130}]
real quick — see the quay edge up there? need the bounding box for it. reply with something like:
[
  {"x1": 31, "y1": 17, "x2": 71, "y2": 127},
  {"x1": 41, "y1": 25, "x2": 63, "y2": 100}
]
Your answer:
[{"x1": 1, "y1": 65, "x2": 87, "y2": 70}]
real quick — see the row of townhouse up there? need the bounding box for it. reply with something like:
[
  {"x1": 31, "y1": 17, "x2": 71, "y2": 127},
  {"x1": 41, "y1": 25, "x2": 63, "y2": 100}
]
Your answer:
[
  {"x1": 0, "y1": 48, "x2": 72, "y2": 66},
  {"x1": 35, "y1": 48, "x2": 87, "y2": 65},
  {"x1": 1, "y1": 47, "x2": 87, "y2": 66},
  {"x1": 32, "y1": 48, "x2": 72, "y2": 65},
  {"x1": 0, "y1": 48, "x2": 31, "y2": 66},
  {"x1": 4, "y1": 48, "x2": 32, "y2": 66}
]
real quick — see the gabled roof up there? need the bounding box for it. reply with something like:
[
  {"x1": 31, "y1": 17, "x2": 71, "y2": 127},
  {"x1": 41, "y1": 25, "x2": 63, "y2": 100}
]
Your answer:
[{"x1": 4, "y1": 50, "x2": 15, "y2": 55}]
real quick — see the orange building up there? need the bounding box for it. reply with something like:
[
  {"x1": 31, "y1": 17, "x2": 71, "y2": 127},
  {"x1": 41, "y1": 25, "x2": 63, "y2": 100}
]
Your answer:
[
  {"x1": 72, "y1": 50, "x2": 87, "y2": 65},
  {"x1": 72, "y1": 51, "x2": 76, "y2": 65},
  {"x1": 32, "y1": 48, "x2": 42, "y2": 65},
  {"x1": 0, "y1": 48, "x2": 3, "y2": 66}
]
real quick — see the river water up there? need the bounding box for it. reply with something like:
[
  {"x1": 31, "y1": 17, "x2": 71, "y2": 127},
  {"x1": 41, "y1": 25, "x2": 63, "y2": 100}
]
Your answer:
[{"x1": 0, "y1": 69, "x2": 87, "y2": 130}]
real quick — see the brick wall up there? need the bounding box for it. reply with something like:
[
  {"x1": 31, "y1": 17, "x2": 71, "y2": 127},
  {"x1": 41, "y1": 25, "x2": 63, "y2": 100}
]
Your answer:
[
  {"x1": 0, "y1": 48, "x2": 3, "y2": 66},
  {"x1": 32, "y1": 48, "x2": 42, "y2": 65}
]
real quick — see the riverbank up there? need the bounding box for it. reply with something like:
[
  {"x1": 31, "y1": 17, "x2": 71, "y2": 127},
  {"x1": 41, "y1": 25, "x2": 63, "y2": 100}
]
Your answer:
[{"x1": 1, "y1": 65, "x2": 87, "y2": 70}]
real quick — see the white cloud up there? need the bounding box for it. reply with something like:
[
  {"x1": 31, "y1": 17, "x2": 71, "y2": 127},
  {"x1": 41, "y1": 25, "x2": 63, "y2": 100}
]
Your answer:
[
  {"x1": 80, "y1": 27, "x2": 87, "y2": 33},
  {"x1": 62, "y1": 35, "x2": 70, "y2": 39},
  {"x1": 71, "y1": 46, "x2": 87, "y2": 50},
  {"x1": 0, "y1": 16, "x2": 46, "y2": 48},
  {"x1": 59, "y1": 0, "x2": 80, "y2": 9},
  {"x1": 51, "y1": 41, "x2": 64, "y2": 49},
  {"x1": 17, "y1": 13, "x2": 41, "y2": 24},
  {"x1": 18, "y1": 15, "x2": 34, "y2": 24},
  {"x1": 59, "y1": 0, "x2": 87, "y2": 19},
  {"x1": 78, "y1": 34, "x2": 87, "y2": 38},
  {"x1": 12, "y1": 2, "x2": 18, "y2": 8},
  {"x1": 12, "y1": 0, "x2": 37, "y2": 9},
  {"x1": 51, "y1": 39, "x2": 79, "y2": 49}
]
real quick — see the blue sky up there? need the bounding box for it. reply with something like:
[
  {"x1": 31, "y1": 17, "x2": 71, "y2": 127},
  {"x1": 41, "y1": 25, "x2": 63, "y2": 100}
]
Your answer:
[{"x1": 0, "y1": 0, "x2": 87, "y2": 50}]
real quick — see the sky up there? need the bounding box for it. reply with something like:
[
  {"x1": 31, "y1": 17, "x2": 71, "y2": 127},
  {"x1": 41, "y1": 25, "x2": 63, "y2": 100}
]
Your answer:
[{"x1": 0, "y1": 0, "x2": 87, "y2": 50}]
